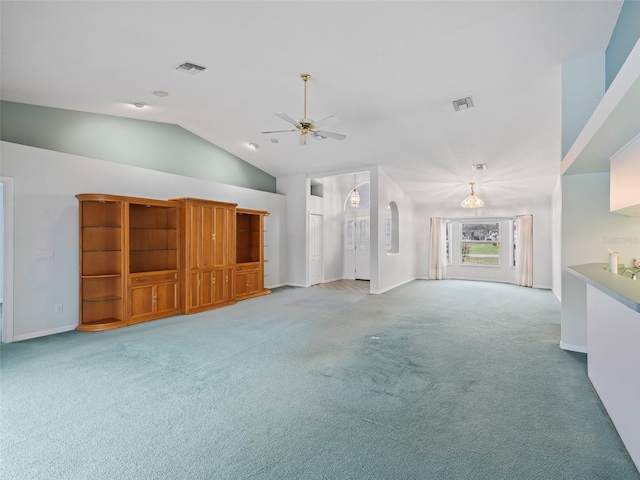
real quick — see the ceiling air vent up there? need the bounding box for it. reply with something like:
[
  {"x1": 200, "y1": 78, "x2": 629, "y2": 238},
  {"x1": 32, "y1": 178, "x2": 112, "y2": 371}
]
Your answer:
[
  {"x1": 452, "y1": 96, "x2": 474, "y2": 111},
  {"x1": 176, "y1": 62, "x2": 206, "y2": 74},
  {"x1": 472, "y1": 163, "x2": 487, "y2": 171}
]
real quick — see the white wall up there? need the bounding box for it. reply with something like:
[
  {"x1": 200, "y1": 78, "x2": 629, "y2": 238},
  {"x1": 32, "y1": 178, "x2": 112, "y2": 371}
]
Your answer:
[
  {"x1": 276, "y1": 175, "x2": 307, "y2": 287},
  {"x1": 1, "y1": 141, "x2": 287, "y2": 341},
  {"x1": 0, "y1": 182, "x2": 3, "y2": 303},
  {"x1": 373, "y1": 168, "x2": 417, "y2": 294},
  {"x1": 561, "y1": 172, "x2": 640, "y2": 352},
  {"x1": 418, "y1": 196, "x2": 553, "y2": 289},
  {"x1": 610, "y1": 133, "x2": 640, "y2": 214}
]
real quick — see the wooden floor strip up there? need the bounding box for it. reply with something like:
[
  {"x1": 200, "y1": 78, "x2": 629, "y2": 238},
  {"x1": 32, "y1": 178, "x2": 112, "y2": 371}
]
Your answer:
[{"x1": 311, "y1": 280, "x2": 370, "y2": 294}]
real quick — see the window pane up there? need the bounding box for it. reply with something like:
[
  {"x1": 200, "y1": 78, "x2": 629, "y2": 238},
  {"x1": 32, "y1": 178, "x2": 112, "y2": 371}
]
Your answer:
[
  {"x1": 461, "y1": 223, "x2": 500, "y2": 242},
  {"x1": 460, "y1": 222, "x2": 500, "y2": 266},
  {"x1": 461, "y1": 242, "x2": 500, "y2": 265}
]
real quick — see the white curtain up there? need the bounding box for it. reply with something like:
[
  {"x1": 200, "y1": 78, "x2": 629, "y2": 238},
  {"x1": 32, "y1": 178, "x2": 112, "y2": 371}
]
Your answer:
[
  {"x1": 515, "y1": 214, "x2": 533, "y2": 287},
  {"x1": 429, "y1": 218, "x2": 447, "y2": 280}
]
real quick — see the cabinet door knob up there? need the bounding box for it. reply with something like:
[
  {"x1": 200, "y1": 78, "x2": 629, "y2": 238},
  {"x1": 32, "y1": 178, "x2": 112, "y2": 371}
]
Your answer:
[
  {"x1": 212, "y1": 277, "x2": 216, "y2": 284},
  {"x1": 153, "y1": 296, "x2": 158, "y2": 302}
]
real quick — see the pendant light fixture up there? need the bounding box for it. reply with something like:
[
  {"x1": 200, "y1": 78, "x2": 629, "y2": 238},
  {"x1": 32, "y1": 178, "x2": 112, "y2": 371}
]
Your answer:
[
  {"x1": 349, "y1": 175, "x2": 361, "y2": 208},
  {"x1": 460, "y1": 181, "x2": 484, "y2": 208}
]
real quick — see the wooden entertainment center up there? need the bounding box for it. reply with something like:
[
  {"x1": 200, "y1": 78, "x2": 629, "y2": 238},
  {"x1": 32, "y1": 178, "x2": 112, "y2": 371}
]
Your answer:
[{"x1": 76, "y1": 194, "x2": 270, "y2": 331}]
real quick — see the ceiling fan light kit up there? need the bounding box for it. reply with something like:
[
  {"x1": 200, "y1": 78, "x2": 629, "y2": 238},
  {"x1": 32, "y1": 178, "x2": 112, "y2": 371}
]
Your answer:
[{"x1": 262, "y1": 74, "x2": 346, "y2": 145}]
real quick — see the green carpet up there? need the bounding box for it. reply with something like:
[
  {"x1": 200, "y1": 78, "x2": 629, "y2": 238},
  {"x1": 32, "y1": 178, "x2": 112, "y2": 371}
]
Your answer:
[{"x1": 1, "y1": 280, "x2": 638, "y2": 479}]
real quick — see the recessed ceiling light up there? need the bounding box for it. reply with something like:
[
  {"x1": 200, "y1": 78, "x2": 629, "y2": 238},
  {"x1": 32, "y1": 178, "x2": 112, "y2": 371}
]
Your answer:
[
  {"x1": 270, "y1": 138, "x2": 279, "y2": 144},
  {"x1": 152, "y1": 91, "x2": 169, "y2": 97},
  {"x1": 248, "y1": 143, "x2": 259, "y2": 150},
  {"x1": 132, "y1": 102, "x2": 147, "y2": 108}
]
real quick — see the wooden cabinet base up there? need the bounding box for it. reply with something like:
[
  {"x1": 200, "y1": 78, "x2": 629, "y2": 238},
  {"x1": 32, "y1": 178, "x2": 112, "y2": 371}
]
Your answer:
[{"x1": 76, "y1": 318, "x2": 127, "y2": 332}]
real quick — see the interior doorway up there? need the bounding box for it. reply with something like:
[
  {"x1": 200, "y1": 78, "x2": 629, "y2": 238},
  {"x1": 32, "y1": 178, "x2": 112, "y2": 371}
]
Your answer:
[
  {"x1": 309, "y1": 213, "x2": 323, "y2": 286},
  {"x1": 344, "y1": 215, "x2": 370, "y2": 280}
]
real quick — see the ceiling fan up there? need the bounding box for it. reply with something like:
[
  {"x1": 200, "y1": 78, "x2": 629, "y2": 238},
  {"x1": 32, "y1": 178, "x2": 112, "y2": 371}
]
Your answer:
[{"x1": 261, "y1": 74, "x2": 346, "y2": 145}]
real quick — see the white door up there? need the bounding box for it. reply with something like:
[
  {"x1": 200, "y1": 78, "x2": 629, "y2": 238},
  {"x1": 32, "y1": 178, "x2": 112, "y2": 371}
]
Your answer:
[
  {"x1": 309, "y1": 214, "x2": 323, "y2": 285},
  {"x1": 344, "y1": 215, "x2": 370, "y2": 281}
]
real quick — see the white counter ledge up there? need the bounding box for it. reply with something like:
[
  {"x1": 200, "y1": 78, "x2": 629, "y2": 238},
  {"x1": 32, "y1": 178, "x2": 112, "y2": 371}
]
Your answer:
[
  {"x1": 569, "y1": 263, "x2": 640, "y2": 313},
  {"x1": 569, "y1": 263, "x2": 640, "y2": 470}
]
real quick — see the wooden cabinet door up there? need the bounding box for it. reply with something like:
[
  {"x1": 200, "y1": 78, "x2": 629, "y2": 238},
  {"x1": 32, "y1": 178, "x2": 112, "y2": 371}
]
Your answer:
[
  {"x1": 247, "y1": 270, "x2": 260, "y2": 296},
  {"x1": 235, "y1": 271, "x2": 248, "y2": 297},
  {"x1": 213, "y1": 206, "x2": 231, "y2": 267},
  {"x1": 130, "y1": 285, "x2": 155, "y2": 321},
  {"x1": 155, "y1": 281, "x2": 179, "y2": 316},
  {"x1": 186, "y1": 204, "x2": 202, "y2": 270},
  {"x1": 214, "y1": 267, "x2": 233, "y2": 304},
  {"x1": 201, "y1": 204, "x2": 216, "y2": 269},
  {"x1": 200, "y1": 269, "x2": 215, "y2": 308},
  {"x1": 188, "y1": 271, "x2": 200, "y2": 311}
]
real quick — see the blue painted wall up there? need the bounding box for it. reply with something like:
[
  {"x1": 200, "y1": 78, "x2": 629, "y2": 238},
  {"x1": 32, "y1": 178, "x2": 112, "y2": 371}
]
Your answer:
[
  {"x1": 0, "y1": 101, "x2": 276, "y2": 193},
  {"x1": 606, "y1": 0, "x2": 640, "y2": 90}
]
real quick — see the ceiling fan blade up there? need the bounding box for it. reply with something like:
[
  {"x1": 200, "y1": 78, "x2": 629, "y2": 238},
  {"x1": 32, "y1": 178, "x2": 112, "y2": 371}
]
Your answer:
[
  {"x1": 299, "y1": 134, "x2": 307, "y2": 146},
  {"x1": 315, "y1": 130, "x2": 346, "y2": 141},
  {"x1": 261, "y1": 129, "x2": 297, "y2": 134},
  {"x1": 314, "y1": 115, "x2": 339, "y2": 127},
  {"x1": 275, "y1": 112, "x2": 300, "y2": 127}
]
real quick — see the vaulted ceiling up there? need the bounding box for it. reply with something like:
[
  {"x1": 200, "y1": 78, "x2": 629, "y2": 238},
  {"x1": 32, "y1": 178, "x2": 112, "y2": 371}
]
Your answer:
[{"x1": 0, "y1": 1, "x2": 622, "y2": 206}]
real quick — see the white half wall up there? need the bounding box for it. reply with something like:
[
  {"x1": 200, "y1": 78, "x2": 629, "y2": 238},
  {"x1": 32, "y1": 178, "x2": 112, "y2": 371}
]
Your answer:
[
  {"x1": 1, "y1": 141, "x2": 287, "y2": 341},
  {"x1": 373, "y1": 168, "x2": 417, "y2": 294}
]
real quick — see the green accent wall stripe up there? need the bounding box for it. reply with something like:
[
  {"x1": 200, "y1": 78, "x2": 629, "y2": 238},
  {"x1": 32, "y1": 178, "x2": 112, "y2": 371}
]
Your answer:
[
  {"x1": 0, "y1": 101, "x2": 276, "y2": 193},
  {"x1": 606, "y1": 0, "x2": 640, "y2": 90}
]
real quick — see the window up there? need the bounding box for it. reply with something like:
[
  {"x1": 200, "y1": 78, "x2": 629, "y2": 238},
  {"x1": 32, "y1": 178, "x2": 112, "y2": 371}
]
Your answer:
[
  {"x1": 460, "y1": 222, "x2": 500, "y2": 266},
  {"x1": 387, "y1": 202, "x2": 399, "y2": 254},
  {"x1": 445, "y1": 221, "x2": 452, "y2": 265},
  {"x1": 511, "y1": 219, "x2": 517, "y2": 267}
]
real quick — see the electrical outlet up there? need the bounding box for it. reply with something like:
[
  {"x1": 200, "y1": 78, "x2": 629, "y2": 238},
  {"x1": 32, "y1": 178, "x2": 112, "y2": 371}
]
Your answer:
[{"x1": 54, "y1": 304, "x2": 63, "y2": 313}]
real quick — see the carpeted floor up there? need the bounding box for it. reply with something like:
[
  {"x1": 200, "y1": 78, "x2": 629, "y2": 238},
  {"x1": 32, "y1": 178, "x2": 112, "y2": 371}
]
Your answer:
[{"x1": 1, "y1": 280, "x2": 638, "y2": 479}]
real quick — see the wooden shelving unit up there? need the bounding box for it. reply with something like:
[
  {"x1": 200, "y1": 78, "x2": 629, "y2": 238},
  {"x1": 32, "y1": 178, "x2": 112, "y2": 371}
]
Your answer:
[
  {"x1": 76, "y1": 194, "x2": 180, "y2": 331},
  {"x1": 77, "y1": 195, "x2": 126, "y2": 331},
  {"x1": 77, "y1": 195, "x2": 270, "y2": 330},
  {"x1": 235, "y1": 208, "x2": 270, "y2": 300}
]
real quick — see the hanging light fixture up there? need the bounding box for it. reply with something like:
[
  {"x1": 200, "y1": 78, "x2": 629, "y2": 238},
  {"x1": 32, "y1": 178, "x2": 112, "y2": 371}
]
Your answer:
[
  {"x1": 349, "y1": 175, "x2": 361, "y2": 208},
  {"x1": 460, "y1": 181, "x2": 484, "y2": 208}
]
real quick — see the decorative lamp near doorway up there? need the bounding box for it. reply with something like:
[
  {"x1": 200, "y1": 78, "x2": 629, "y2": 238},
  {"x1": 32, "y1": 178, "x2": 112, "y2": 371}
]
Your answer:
[
  {"x1": 349, "y1": 175, "x2": 361, "y2": 208},
  {"x1": 460, "y1": 181, "x2": 484, "y2": 208}
]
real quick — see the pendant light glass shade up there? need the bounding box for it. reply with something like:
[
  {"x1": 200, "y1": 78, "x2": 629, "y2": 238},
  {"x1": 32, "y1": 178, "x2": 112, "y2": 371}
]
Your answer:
[
  {"x1": 349, "y1": 174, "x2": 361, "y2": 208},
  {"x1": 460, "y1": 182, "x2": 484, "y2": 208},
  {"x1": 349, "y1": 187, "x2": 361, "y2": 207}
]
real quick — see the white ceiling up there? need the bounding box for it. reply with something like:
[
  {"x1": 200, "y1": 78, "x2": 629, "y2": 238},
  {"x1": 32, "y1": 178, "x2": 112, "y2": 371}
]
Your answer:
[{"x1": 0, "y1": 1, "x2": 622, "y2": 206}]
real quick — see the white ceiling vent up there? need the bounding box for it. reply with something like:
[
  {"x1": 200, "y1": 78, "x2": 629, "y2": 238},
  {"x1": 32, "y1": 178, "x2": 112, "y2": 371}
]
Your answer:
[
  {"x1": 176, "y1": 62, "x2": 206, "y2": 74},
  {"x1": 452, "y1": 96, "x2": 474, "y2": 111},
  {"x1": 472, "y1": 163, "x2": 487, "y2": 171}
]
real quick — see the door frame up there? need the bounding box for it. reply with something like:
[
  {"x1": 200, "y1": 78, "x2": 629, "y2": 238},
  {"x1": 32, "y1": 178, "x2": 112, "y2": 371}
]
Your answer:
[{"x1": 1, "y1": 177, "x2": 15, "y2": 343}]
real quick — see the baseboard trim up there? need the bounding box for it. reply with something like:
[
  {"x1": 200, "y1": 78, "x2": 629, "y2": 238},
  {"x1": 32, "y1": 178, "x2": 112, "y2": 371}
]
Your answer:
[
  {"x1": 560, "y1": 341, "x2": 587, "y2": 354},
  {"x1": 533, "y1": 284, "x2": 552, "y2": 290},
  {"x1": 287, "y1": 283, "x2": 308, "y2": 288},
  {"x1": 370, "y1": 277, "x2": 416, "y2": 295},
  {"x1": 265, "y1": 283, "x2": 287, "y2": 289},
  {"x1": 12, "y1": 324, "x2": 77, "y2": 343}
]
